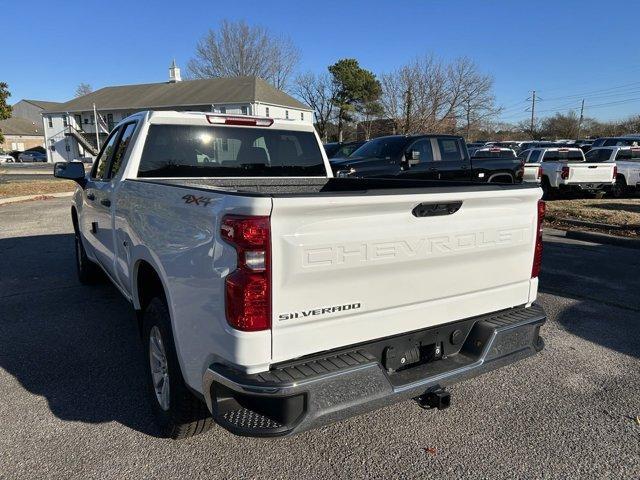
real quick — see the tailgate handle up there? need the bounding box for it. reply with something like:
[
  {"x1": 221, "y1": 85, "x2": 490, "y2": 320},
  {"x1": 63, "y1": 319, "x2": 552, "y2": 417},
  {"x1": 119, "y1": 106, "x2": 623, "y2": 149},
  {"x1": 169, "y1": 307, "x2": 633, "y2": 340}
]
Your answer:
[
  {"x1": 588, "y1": 165, "x2": 597, "y2": 168},
  {"x1": 412, "y1": 201, "x2": 462, "y2": 217}
]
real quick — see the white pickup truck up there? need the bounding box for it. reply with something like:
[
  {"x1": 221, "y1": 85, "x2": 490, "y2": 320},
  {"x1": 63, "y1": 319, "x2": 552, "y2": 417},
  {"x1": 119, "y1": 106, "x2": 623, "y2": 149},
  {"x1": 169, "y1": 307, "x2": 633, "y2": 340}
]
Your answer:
[
  {"x1": 54, "y1": 111, "x2": 547, "y2": 439},
  {"x1": 585, "y1": 146, "x2": 640, "y2": 197},
  {"x1": 520, "y1": 147, "x2": 616, "y2": 198}
]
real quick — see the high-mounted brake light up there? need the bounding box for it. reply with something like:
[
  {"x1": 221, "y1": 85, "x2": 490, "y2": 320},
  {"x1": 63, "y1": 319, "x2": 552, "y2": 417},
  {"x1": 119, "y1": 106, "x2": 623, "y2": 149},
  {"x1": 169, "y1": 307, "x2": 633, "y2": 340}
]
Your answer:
[
  {"x1": 206, "y1": 115, "x2": 274, "y2": 127},
  {"x1": 561, "y1": 166, "x2": 570, "y2": 179},
  {"x1": 532, "y1": 200, "x2": 545, "y2": 278},
  {"x1": 558, "y1": 148, "x2": 569, "y2": 152},
  {"x1": 221, "y1": 215, "x2": 271, "y2": 331}
]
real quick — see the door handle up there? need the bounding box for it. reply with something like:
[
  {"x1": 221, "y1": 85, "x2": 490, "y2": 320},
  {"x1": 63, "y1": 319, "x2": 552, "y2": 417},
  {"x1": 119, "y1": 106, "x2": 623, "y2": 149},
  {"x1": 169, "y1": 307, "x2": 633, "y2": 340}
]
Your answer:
[
  {"x1": 412, "y1": 201, "x2": 463, "y2": 217},
  {"x1": 86, "y1": 193, "x2": 95, "y2": 201},
  {"x1": 100, "y1": 199, "x2": 111, "y2": 207}
]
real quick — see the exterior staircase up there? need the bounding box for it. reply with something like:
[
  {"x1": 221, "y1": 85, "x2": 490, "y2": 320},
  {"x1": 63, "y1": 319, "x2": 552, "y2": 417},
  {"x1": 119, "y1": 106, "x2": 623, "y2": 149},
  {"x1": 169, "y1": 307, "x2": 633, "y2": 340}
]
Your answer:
[{"x1": 64, "y1": 126, "x2": 107, "y2": 157}]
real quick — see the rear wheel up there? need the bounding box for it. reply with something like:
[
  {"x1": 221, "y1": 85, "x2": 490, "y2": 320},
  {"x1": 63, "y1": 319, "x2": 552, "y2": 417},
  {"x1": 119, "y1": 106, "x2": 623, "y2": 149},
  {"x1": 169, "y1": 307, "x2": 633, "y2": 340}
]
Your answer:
[
  {"x1": 74, "y1": 230, "x2": 101, "y2": 284},
  {"x1": 541, "y1": 177, "x2": 555, "y2": 200},
  {"x1": 611, "y1": 176, "x2": 627, "y2": 198},
  {"x1": 142, "y1": 297, "x2": 213, "y2": 439}
]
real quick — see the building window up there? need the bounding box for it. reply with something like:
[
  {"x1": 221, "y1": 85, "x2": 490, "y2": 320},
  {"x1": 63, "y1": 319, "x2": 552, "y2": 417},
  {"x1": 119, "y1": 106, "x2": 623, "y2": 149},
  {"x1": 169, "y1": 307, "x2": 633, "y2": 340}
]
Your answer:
[
  {"x1": 285, "y1": 110, "x2": 289, "y2": 119},
  {"x1": 107, "y1": 113, "x2": 114, "y2": 130},
  {"x1": 48, "y1": 117, "x2": 53, "y2": 128},
  {"x1": 90, "y1": 114, "x2": 95, "y2": 124},
  {"x1": 265, "y1": 107, "x2": 270, "y2": 117},
  {"x1": 301, "y1": 112, "x2": 304, "y2": 121},
  {"x1": 63, "y1": 116, "x2": 68, "y2": 127},
  {"x1": 84, "y1": 118, "x2": 89, "y2": 124},
  {"x1": 220, "y1": 107, "x2": 226, "y2": 114},
  {"x1": 241, "y1": 106, "x2": 248, "y2": 115}
]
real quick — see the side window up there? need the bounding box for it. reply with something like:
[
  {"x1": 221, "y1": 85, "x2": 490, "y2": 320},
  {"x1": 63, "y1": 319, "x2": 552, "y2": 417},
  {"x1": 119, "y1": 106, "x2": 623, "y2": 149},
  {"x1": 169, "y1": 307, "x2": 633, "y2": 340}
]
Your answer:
[
  {"x1": 108, "y1": 122, "x2": 137, "y2": 178},
  {"x1": 408, "y1": 139, "x2": 434, "y2": 162},
  {"x1": 615, "y1": 150, "x2": 631, "y2": 161},
  {"x1": 91, "y1": 128, "x2": 121, "y2": 180},
  {"x1": 517, "y1": 150, "x2": 529, "y2": 160},
  {"x1": 438, "y1": 138, "x2": 463, "y2": 161},
  {"x1": 528, "y1": 150, "x2": 541, "y2": 163}
]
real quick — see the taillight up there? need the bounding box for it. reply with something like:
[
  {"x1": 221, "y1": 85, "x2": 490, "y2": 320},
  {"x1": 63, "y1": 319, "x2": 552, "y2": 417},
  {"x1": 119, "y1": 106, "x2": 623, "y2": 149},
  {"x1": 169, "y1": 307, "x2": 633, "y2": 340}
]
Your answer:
[
  {"x1": 221, "y1": 215, "x2": 271, "y2": 331},
  {"x1": 537, "y1": 166, "x2": 542, "y2": 180},
  {"x1": 532, "y1": 200, "x2": 545, "y2": 278},
  {"x1": 561, "y1": 166, "x2": 570, "y2": 180},
  {"x1": 613, "y1": 165, "x2": 617, "y2": 180}
]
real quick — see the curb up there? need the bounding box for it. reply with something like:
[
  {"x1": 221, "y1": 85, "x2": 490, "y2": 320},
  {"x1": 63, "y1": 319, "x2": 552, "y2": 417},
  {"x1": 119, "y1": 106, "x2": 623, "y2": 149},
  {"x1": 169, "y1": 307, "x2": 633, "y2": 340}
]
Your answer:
[
  {"x1": 0, "y1": 191, "x2": 74, "y2": 206},
  {"x1": 564, "y1": 229, "x2": 640, "y2": 250}
]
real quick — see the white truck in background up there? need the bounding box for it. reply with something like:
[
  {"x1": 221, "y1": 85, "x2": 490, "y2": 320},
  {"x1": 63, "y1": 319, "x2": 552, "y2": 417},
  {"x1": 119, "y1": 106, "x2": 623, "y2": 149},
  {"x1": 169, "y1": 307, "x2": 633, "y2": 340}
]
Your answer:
[
  {"x1": 585, "y1": 146, "x2": 640, "y2": 197},
  {"x1": 520, "y1": 147, "x2": 616, "y2": 198},
  {"x1": 54, "y1": 110, "x2": 547, "y2": 439}
]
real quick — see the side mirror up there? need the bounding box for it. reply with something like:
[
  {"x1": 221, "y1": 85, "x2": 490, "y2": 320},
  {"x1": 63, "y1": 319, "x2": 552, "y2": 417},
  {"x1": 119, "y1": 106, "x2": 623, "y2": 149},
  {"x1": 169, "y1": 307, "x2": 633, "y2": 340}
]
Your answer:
[
  {"x1": 405, "y1": 150, "x2": 421, "y2": 166},
  {"x1": 54, "y1": 161, "x2": 86, "y2": 187}
]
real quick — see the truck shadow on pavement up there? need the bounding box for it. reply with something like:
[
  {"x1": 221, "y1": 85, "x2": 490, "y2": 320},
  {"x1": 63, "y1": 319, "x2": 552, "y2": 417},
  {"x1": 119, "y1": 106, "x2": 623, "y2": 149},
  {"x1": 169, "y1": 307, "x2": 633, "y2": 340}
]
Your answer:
[
  {"x1": 0, "y1": 233, "x2": 161, "y2": 436},
  {"x1": 539, "y1": 239, "x2": 640, "y2": 360}
]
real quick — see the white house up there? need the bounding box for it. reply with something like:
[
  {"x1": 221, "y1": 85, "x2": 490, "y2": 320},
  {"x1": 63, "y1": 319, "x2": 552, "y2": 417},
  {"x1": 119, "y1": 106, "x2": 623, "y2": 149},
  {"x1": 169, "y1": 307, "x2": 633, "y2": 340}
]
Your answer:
[{"x1": 42, "y1": 62, "x2": 313, "y2": 163}]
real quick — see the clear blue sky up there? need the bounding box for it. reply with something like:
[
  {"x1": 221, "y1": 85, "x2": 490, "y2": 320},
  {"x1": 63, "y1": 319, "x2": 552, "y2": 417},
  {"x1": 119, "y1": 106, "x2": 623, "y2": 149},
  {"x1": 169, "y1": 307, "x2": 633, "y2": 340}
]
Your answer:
[{"x1": 3, "y1": 0, "x2": 639, "y2": 123}]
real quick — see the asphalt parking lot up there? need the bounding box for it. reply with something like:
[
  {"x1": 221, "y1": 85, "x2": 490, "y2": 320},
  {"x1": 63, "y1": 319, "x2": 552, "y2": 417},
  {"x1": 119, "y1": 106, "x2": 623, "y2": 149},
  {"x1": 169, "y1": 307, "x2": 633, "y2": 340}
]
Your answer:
[{"x1": 1, "y1": 198, "x2": 639, "y2": 479}]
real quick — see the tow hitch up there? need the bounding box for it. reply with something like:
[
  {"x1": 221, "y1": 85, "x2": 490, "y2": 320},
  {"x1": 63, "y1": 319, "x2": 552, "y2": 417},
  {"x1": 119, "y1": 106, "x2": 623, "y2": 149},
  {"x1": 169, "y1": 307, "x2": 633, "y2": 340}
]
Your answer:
[{"x1": 415, "y1": 388, "x2": 451, "y2": 410}]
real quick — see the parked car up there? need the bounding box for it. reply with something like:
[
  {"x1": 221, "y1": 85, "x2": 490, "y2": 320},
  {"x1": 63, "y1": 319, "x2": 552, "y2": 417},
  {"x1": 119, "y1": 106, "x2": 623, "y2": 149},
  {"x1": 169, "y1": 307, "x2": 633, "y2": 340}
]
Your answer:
[
  {"x1": 18, "y1": 150, "x2": 47, "y2": 162},
  {"x1": 585, "y1": 146, "x2": 640, "y2": 197},
  {"x1": 591, "y1": 136, "x2": 640, "y2": 148},
  {"x1": 323, "y1": 141, "x2": 367, "y2": 159},
  {"x1": 323, "y1": 142, "x2": 342, "y2": 158},
  {"x1": 331, "y1": 135, "x2": 523, "y2": 183},
  {"x1": 0, "y1": 152, "x2": 15, "y2": 163},
  {"x1": 54, "y1": 110, "x2": 547, "y2": 439},
  {"x1": 333, "y1": 140, "x2": 367, "y2": 159},
  {"x1": 522, "y1": 147, "x2": 616, "y2": 198}
]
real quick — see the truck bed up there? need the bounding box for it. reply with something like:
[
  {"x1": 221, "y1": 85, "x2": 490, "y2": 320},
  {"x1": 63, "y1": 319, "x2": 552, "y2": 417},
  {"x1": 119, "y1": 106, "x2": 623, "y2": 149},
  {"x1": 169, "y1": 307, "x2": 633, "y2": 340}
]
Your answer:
[{"x1": 133, "y1": 177, "x2": 538, "y2": 196}]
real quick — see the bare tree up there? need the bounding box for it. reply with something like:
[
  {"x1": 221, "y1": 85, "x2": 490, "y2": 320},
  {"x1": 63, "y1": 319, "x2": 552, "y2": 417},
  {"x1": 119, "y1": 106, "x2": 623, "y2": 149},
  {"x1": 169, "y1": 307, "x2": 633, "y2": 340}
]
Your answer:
[
  {"x1": 380, "y1": 56, "x2": 499, "y2": 136},
  {"x1": 187, "y1": 20, "x2": 300, "y2": 91},
  {"x1": 293, "y1": 72, "x2": 336, "y2": 141},
  {"x1": 75, "y1": 83, "x2": 93, "y2": 98}
]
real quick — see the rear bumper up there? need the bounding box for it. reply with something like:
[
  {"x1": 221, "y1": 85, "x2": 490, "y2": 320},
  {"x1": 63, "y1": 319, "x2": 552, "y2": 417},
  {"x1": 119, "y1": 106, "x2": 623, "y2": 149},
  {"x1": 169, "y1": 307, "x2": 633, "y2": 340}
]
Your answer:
[
  {"x1": 203, "y1": 304, "x2": 546, "y2": 437},
  {"x1": 559, "y1": 182, "x2": 613, "y2": 192}
]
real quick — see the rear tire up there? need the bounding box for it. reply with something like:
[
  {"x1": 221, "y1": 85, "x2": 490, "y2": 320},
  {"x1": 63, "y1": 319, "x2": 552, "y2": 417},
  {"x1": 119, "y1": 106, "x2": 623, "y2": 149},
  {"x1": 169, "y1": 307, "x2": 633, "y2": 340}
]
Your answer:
[
  {"x1": 541, "y1": 177, "x2": 555, "y2": 200},
  {"x1": 74, "y1": 230, "x2": 101, "y2": 284},
  {"x1": 611, "y1": 176, "x2": 627, "y2": 198},
  {"x1": 142, "y1": 297, "x2": 213, "y2": 439}
]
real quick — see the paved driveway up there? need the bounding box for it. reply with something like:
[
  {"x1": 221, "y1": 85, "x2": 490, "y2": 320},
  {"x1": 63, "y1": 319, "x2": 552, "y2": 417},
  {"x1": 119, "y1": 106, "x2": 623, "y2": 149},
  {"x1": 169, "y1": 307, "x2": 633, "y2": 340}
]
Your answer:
[{"x1": 1, "y1": 198, "x2": 638, "y2": 479}]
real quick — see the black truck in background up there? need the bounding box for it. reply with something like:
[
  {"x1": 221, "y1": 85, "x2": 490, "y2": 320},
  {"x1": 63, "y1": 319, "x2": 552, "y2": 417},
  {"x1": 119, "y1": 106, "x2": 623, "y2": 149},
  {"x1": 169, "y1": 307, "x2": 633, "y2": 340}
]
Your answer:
[{"x1": 330, "y1": 135, "x2": 524, "y2": 183}]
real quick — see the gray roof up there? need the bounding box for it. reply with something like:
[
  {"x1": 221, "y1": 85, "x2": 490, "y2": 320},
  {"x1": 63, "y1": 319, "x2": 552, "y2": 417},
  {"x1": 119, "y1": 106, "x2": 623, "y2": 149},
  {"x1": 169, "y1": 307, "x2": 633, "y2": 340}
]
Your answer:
[
  {"x1": 43, "y1": 76, "x2": 310, "y2": 113},
  {"x1": 0, "y1": 117, "x2": 43, "y2": 136},
  {"x1": 22, "y1": 99, "x2": 65, "y2": 111}
]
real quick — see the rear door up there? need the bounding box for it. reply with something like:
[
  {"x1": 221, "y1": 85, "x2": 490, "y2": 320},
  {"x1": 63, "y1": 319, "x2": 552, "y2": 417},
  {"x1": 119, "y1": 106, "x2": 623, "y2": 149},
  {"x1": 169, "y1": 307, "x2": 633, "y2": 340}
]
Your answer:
[
  {"x1": 433, "y1": 137, "x2": 472, "y2": 180},
  {"x1": 269, "y1": 185, "x2": 541, "y2": 362}
]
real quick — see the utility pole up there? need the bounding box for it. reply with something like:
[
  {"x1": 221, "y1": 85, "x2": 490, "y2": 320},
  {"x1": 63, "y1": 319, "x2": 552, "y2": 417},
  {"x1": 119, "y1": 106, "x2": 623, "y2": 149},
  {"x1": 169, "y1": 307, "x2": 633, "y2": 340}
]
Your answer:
[
  {"x1": 530, "y1": 90, "x2": 536, "y2": 137},
  {"x1": 577, "y1": 98, "x2": 585, "y2": 138},
  {"x1": 404, "y1": 86, "x2": 412, "y2": 134}
]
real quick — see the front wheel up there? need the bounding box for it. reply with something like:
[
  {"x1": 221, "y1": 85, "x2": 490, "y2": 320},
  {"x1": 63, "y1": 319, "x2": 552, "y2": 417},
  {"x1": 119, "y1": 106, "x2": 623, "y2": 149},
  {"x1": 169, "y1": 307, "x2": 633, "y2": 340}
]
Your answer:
[
  {"x1": 142, "y1": 298, "x2": 213, "y2": 439},
  {"x1": 74, "y1": 231, "x2": 101, "y2": 284}
]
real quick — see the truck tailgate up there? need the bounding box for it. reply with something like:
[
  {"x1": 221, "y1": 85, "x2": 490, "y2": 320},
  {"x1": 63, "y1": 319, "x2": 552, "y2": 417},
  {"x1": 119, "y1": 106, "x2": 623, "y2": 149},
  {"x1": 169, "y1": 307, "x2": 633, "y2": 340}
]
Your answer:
[
  {"x1": 565, "y1": 162, "x2": 615, "y2": 183},
  {"x1": 269, "y1": 186, "x2": 541, "y2": 362}
]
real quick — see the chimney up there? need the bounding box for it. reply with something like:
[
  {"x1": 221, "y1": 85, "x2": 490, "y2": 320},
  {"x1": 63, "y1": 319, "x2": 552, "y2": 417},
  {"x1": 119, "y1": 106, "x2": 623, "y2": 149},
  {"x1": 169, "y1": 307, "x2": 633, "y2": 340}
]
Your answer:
[{"x1": 169, "y1": 59, "x2": 181, "y2": 83}]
